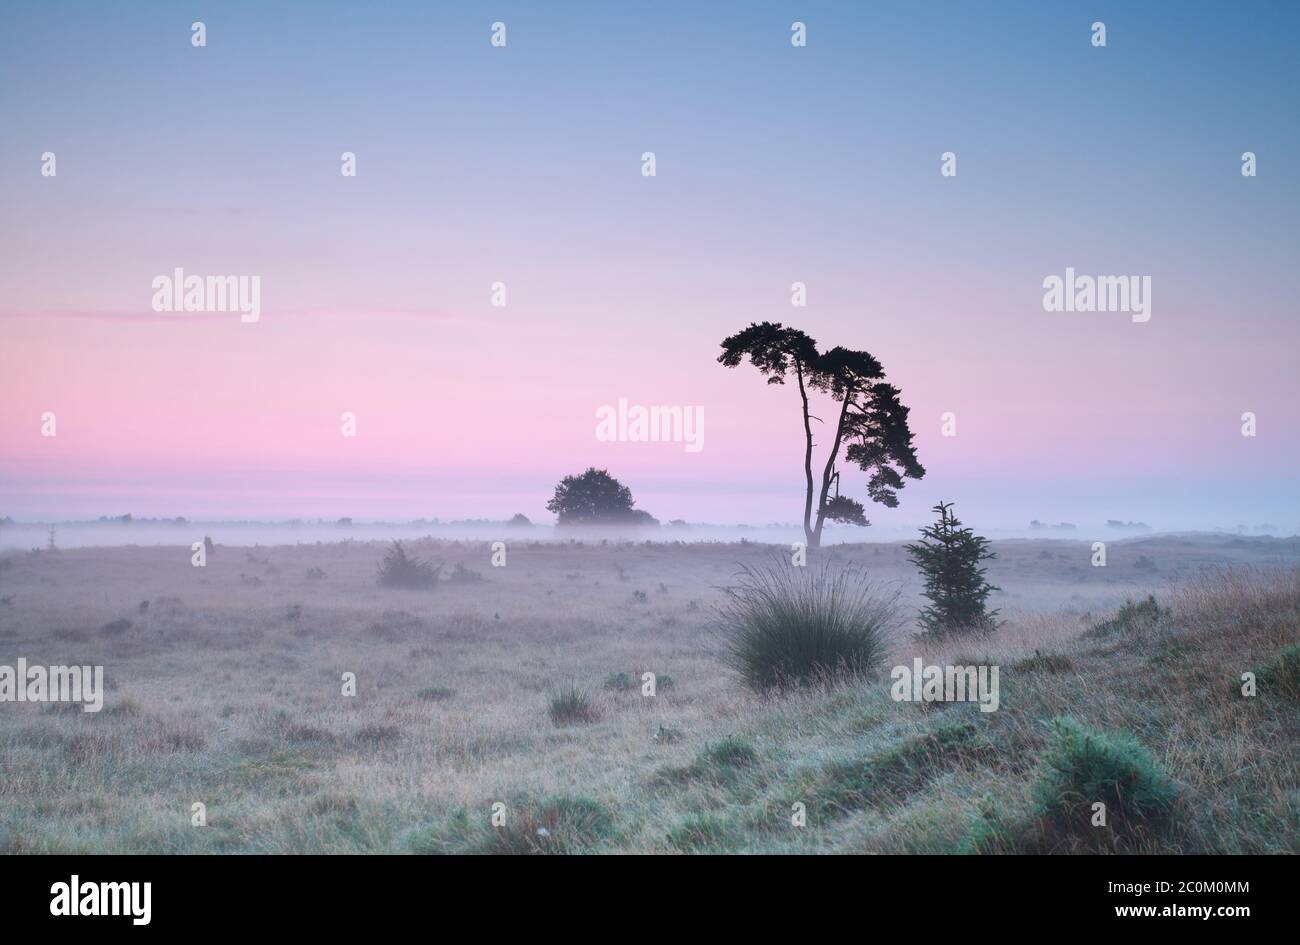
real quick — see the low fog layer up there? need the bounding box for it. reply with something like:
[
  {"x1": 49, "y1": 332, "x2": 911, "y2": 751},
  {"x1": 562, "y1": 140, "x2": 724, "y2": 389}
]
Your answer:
[{"x1": 1, "y1": 519, "x2": 1294, "y2": 552}]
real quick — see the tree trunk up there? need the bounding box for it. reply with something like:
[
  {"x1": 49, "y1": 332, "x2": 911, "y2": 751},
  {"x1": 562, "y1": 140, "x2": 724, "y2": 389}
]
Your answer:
[
  {"x1": 795, "y1": 364, "x2": 817, "y2": 548},
  {"x1": 811, "y1": 392, "x2": 854, "y2": 548}
]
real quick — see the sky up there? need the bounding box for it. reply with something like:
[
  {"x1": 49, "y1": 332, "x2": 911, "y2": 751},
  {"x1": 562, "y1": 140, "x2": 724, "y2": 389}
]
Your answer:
[{"x1": 1, "y1": 1, "x2": 1298, "y2": 532}]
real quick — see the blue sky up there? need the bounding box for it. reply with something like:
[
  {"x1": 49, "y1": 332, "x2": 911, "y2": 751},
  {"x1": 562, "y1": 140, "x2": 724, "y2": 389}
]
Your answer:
[{"x1": 1, "y1": 1, "x2": 1297, "y2": 531}]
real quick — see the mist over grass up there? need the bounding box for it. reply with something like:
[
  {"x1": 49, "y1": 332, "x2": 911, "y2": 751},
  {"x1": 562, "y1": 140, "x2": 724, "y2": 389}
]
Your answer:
[
  {"x1": 0, "y1": 535, "x2": 1296, "y2": 853},
  {"x1": 3, "y1": 517, "x2": 1297, "y2": 553}
]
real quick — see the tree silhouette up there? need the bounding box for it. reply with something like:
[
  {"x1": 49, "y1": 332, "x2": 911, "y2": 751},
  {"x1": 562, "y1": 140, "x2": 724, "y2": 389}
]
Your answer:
[
  {"x1": 547, "y1": 468, "x2": 651, "y2": 526},
  {"x1": 718, "y1": 322, "x2": 924, "y2": 547},
  {"x1": 905, "y1": 501, "x2": 999, "y2": 637}
]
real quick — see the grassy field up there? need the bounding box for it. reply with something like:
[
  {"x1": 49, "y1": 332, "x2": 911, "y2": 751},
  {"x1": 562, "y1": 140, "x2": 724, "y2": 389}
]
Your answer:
[{"x1": 0, "y1": 534, "x2": 1297, "y2": 853}]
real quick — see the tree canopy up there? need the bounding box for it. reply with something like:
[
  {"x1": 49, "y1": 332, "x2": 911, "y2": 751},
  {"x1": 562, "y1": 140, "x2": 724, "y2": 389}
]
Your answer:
[
  {"x1": 546, "y1": 468, "x2": 655, "y2": 526},
  {"x1": 718, "y1": 321, "x2": 924, "y2": 547}
]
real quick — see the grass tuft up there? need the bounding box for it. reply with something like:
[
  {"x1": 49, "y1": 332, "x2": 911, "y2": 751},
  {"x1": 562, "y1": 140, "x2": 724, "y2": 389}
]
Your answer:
[
  {"x1": 715, "y1": 559, "x2": 900, "y2": 691},
  {"x1": 547, "y1": 684, "x2": 598, "y2": 726}
]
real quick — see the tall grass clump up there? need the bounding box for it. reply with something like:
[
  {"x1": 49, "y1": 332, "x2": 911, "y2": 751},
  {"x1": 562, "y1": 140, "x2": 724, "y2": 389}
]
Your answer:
[
  {"x1": 376, "y1": 541, "x2": 441, "y2": 590},
  {"x1": 547, "y1": 684, "x2": 598, "y2": 726},
  {"x1": 715, "y1": 559, "x2": 900, "y2": 691}
]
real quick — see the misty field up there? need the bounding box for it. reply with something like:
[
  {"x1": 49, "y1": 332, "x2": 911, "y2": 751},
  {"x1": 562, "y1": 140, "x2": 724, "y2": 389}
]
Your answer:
[{"x1": 1, "y1": 535, "x2": 1297, "y2": 854}]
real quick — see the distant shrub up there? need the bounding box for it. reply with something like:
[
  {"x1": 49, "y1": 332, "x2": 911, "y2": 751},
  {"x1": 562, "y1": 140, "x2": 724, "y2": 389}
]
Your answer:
[
  {"x1": 1034, "y1": 717, "x2": 1178, "y2": 834},
  {"x1": 417, "y1": 686, "x2": 455, "y2": 702},
  {"x1": 716, "y1": 559, "x2": 900, "y2": 691},
  {"x1": 602, "y1": 672, "x2": 634, "y2": 691},
  {"x1": 507, "y1": 513, "x2": 532, "y2": 527},
  {"x1": 376, "y1": 541, "x2": 440, "y2": 590},
  {"x1": 1134, "y1": 554, "x2": 1157, "y2": 572},
  {"x1": 447, "y1": 562, "x2": 484, "y2": 584},
  {"x1": 99, "y1": 618, "x2": 132, "y2": 637},
  {"x1": 1085, "y1": 596, "x2": 1164, "y2": 638},
  {"x1": 547, "y1": 685, "x2": 597, "y2": 726}
]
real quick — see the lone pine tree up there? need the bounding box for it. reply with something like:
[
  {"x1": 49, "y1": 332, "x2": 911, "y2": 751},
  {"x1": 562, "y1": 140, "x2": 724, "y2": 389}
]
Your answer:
[
  {"x1": 717, "y1": 322, "x2": 924, "y2": 549},
  {"x1": 905, "y1": 501, "x2": 1000, "y2": 637}
]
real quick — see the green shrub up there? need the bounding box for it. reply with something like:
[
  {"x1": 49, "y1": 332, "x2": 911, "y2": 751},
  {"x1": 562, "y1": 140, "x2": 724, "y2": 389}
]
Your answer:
[
  {"x1": 1034, "y1": 717, "x2": 1178, "y2": 833},
  {"x1": 716, "y1": 560, "x2": 900, "y2": 691}
]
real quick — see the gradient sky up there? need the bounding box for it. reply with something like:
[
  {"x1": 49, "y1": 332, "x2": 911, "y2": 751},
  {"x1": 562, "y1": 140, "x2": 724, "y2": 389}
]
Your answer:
[{"x1": 1, "y1": 1, "x2": 1298, "y2": 530}]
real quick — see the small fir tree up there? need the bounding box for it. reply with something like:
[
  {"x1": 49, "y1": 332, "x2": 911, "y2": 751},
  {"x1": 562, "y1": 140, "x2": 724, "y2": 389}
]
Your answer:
[{"x1": 905, "y1": 501, "x2": 999, "y2": 636}]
